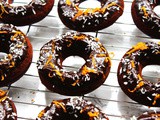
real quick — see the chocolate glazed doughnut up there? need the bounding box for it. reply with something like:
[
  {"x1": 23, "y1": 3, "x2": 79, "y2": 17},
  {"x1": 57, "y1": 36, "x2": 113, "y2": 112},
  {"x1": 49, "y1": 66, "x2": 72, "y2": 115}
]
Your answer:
[
  {"x1": 37, "y1": 32, "x2": 111, "y2": 96},
  {"x1": 131, "y1": 0, "x2": 160, "y2": 38},
  {"x1": 117, "y1": 42, "x2": 160, "y2": 107},
  {"x1": 0, "y1": 89, "x2": 17, "y2": 120},
  {"x1": 0, "y1": 0, "x2": 54, "y2": 26},
  {"x1": 58, "y1": 0, "x2": 124, "y2": 32},
  {"x1": 36, "y1": 97, "x2": 109, "y2": 120},
  {"x1": 0, "y1": 24, "x2": 33, "y2": 87}
]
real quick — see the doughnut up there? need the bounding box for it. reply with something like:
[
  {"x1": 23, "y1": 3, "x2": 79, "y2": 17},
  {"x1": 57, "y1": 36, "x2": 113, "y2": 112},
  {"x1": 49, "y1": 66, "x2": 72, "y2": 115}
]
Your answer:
[
  {"x1": 131, "y1": 0, "x2": 160, "y2": 38},
  {"x1": 0, "y1": 24, "x2": 33, "y2": 87},
  {"x1": 36, "y1": 97, "x2": 109, "y2": 120},
  {"x1": 0, "y1": 0, "x2": 54, "y2": 26},
  {"x1": 117, "y1": 42, "x2": 160, "y2": 107},
  {"x1": 0, "y1": 89, "x2": 17, "y2": 120},
  {"x1": 37, "y1": 32, "x2": 111, "y2": 96},
  {"x1": 137, "y1": 111, "x2": 160, "y2": 120},
  {"x1": 58, "y1": 0, "x2": 124, "y2": 32}
]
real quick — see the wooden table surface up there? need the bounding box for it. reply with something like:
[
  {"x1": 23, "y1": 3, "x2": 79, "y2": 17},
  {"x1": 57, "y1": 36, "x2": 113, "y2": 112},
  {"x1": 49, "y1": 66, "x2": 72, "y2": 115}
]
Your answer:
[{"x1": 3, "y1": 0, "x2": 160, "y2": 119}]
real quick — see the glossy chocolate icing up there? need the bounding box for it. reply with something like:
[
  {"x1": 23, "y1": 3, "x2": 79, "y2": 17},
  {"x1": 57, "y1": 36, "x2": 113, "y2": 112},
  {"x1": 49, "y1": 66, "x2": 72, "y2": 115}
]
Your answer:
[
  {"x1": 117, "y1": 42, "x2": 160, "y2": 107},
  {"x1": 132, "y1": 0, "x2": 160, "y2": 38},
  {"x1": 37, "y1": 32, "x2": 111, "y2": 96},
  {"x1": 58, "y1": 0, "x2": 124, "y2": 31},
  {"x1": 36, "y1": 97, "x2": 109, "y2": 120},
  {"x1": 0, "y1": 24, "x2": 33, "y2": 86},
  {"x1": 0, "y1": 0, "x2": 54, "y2": 26}
]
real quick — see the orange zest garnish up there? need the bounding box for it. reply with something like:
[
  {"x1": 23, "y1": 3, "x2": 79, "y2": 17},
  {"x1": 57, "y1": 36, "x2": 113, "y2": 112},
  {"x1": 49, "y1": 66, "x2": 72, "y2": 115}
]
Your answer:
[
  {"x1": 128, "y1": 80, "x2": 144, "y2": 93},
  {"x1": 0, "y1": 90, "x2": 7, "y2": 102},
  {"x1": 67, "y1": 40, "x2": 72, "y2": 47},
  {"x1": 46, "y1": 55, "x2": 53, "y2": 65},
  {"x1": 137, "y1": 74, "x2": 143, "y2": 81},
  {"x1": 38, "y1": 110, "x2": 45, "y2": 118},
  {"x1": 48, "y1": 69, "x2": 63, "y2": 79},
  {"x1": 72, "y1": 8, "x2": 84, "y2": 21},
  {"x1": 9, "y1": 61, "x2": 15, "y2": 68},
  {"x1": 94, "y1": 37, "x2": 99, "y2": 42},
  {"x1": 0, "y1": 31, "x2": 7, "y2": 34},
  {"x1": 49, "y1": 62, "x2": 55, "y2": 69},
  {"x1": 80, "y1": 106, "x2": 88, "y2": 113},
  {"x1": 81, "y1": 65, "x2": 97, "y2": 75},
  {"x1": 109, "y1": 52, "x2": 115, "y2": 59},
  {"x1": 0, "y1": 90, "x2": 7, "y2": 97},
  {"x1": 100, "y1": 46, "x2": 107, "y2": 52},
  {"x1": 45, "y1": 55, "x2": 64, "y2": 80},
  {"x1": 127, "y1": 42, "x2": 148, "y2": 55},
  {"x1": 0, "y1": 4, "x2": 8, "y2": 18},
  {"x1": 11, "y1": 31, "x2": 24, "y2": 41},
  {"x1": 72, "y1": 2, "x2": 123, "y2": 21},
  {"x1": 96, "y1": 54, "x2": 106, "y2": 57},
  {"x1": 156, "y1": 51, "x2": 160, "y2": 54},
  {"x1": 105, "y1": 57, "x2": 111, "y2": 66},
  {"x1": 0, "y1": 75, "x2": 4, "y2": 81},
  {"x1": 73, "y1": 35, "x2": 86, "y2": 40},
  {"x1": 54, "y1": 70, "x2": 63, "y2": 77},
  {"x1": 7, "y1": 54, "x2": 12, "y2": 60},
  {"x1": 141, "y1": 6, "x2": 149, "y2": 18},
  {"x1": 88, "y1": 111, "x2": 99, "y2": 117},
  {"x1": 52, "y1": 101, "x2": 67, "y2": 112},
  {"x1": 152, "y1": 94, "x2": 160, "y2": 105},
  {"x1": 149, "y1": 113, "x2": 160, "y2": 118},
  {"x1": 71, "y1": 79, "x2": 79, "y2": 86},
  {"x1": 128, "y1": 74, "x2": 143, "y2": 92},
  {"x1": 130, "y1": 60, "x2": 135, "y2": 68},
  {"x1": 66, "y1": 0, "x2": 71, "y2": 6},
  {"x1": 0, "y1": 96, "x2": 7, "y2": 103}
]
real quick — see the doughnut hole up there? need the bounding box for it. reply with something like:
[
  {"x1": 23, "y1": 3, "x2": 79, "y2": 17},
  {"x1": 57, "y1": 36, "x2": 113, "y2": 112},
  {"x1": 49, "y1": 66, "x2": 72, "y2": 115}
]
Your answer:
[
  {"x1": 6, "y1": 0, "x2": 30, "y2": 6},
  {"x1": 78, "y1": 0, "x2": 101, "y2": 9},
  {"x1": 142, "y1": 65, "x2": 160, "y2": 84},
  {"x1": 62, "y1": 56, "x2": 86, "y2": 72},
  {"x1": 153, "y1": 5, "x2": 160, "y2": 17}
]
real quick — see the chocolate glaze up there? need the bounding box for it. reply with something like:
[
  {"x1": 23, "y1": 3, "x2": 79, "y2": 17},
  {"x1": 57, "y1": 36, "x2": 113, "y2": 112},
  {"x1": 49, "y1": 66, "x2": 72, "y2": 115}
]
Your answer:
[
  {"x1": 0, "y1": 0, "x2": 54, "y2": 26},
  {"x1": 58, "y1": 0, "x2": 124, "y2": 32},
  {"x1": 37, "y1": 32, "x2": 111, "y2": 96},
  {"x1": 0, "y1": 24, "x2": 33, "y2": 86},
  {"x1": 131, "y1": 0, "x2": 160, "y2": 38},
  {"x1": 117, "y1": 42, "x2": 160, "y2": 107},
  {"x1": 36, "y1": 97, "x2": 109, "y2": 120}
]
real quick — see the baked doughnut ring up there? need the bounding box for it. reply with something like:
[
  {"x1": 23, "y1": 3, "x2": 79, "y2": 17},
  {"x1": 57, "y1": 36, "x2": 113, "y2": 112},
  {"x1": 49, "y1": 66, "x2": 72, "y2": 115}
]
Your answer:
[
  {"x1": 0, "y1": 24, "x2": 33, "y2": 86},
  {"x1": 36, "y1": 97, "x2": 109, "y2": 120},
  {"x1": 0, "y1": 0, "x2": 54, "y2": 26},
  {"x1": 0, "y1": 89, "x2": 17, "y2": 120},
  {"x1": 117, "y1": 42, "x2": 160, "y2": 107},
  {"x1": 37, "y1": 32, "x2": 111, "y2": 96},
  {"x1": 58, "y1": 0, "x2": 124, "y2": 32},
  {"x1": 131, "y1": 0, "x2": 160, "y2": 38}
]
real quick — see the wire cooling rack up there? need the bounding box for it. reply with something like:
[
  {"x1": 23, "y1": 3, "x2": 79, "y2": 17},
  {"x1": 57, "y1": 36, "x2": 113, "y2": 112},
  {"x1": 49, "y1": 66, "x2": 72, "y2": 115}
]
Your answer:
[{"x1": 2, "y1": 0, "x2": 160, "y2": 119}]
